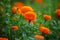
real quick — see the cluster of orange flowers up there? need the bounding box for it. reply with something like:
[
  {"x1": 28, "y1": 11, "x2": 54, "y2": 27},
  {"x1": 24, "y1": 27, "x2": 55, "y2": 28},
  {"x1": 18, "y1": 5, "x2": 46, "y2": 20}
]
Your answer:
[
  {"x1": 12, "y1": 2, "x2": 37, "y2": 21},
  {"x1": 11, "y1": 2, "x2": 37, "y2": 31},
  {"x1": 34, "y1": 24, "x2": 50, "y2": 40},
  {"x1": 33, "y1": 6, "x2": 60, "y2": 40},
  {"x1": 11, "y1": 2, "x2": 52, "y2": 40}
]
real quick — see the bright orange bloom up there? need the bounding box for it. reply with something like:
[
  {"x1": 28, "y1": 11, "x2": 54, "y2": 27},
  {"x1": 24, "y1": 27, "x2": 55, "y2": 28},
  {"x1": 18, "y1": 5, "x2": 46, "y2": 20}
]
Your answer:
[
  {"x1": 34, "y1": 35, "x2": 44, "y2": 40},
  {"x1": 56, "y1": 9, "x2": 60, "y2": 17},
  {"x1": 14, "y1": 2, "x2": 23, "y2": 8},
  {"x1": 11, "y1": 26, "x2": 18, "y2": 30},
  {"x1": 12, "y1": 7, "x2": 21, "y2": 14},
  {"x1": 24, "y1": 11, "x2": 36, "y2": 21},
  {"x1": 21, "y1": 6, "x2": 34, "y2": 15},
  {"x1": 43, "y1": 14, "x2": 51, "y2": 20},
  {"x1": 0, "y1": 38, "x2": 8, "y2": 40},
  {"x1": 39, "y1": 27, "x2": 50, "y2": 34}
]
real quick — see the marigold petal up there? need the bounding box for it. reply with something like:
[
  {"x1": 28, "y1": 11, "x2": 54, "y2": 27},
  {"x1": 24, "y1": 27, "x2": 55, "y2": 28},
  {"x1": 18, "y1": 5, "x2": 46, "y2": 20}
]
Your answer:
[
  {"x1": 24, "y1": 11, "x2": 36, "y2": 21},
  {"x1": 14, "y1": 2, "x2": 23, "y2": 8},
  {"x1": 21, "y1": 6, "x2": 34, "y2": 15},
  {"x1": 39, "y1": 27, "x2": 50, "y2": 34}
]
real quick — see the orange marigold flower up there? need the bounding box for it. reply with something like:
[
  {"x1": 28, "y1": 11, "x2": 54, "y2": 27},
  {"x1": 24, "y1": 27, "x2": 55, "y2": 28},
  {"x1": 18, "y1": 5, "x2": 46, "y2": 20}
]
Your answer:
[
  {"x1": 43, "y1": 14, "x2": 51, "y2": 20},
  {"x1": 39, "y1": 27, "x2": 50, "y2": 34},
  {"x1": 11, "y1": 26, "x2": 18, "y2": 30},
  {"x1": 0, "y1": 38, "x2": 8, "y2": 40},
  {"x1": 24, "y1": 11, "x2": 36, "y2": 21},
  {"x1": 12, "y1": 7, "x2": 21, "y2": 14},
  {"x1": 34, "y1": 35, "x2": 44, "y2": 40},
  {"x1": 21, "y1": 6, "x2": 34, "y2": 15},
  {"x1": 14, "y1": 2, "x2": 23, "y2": 8},
  {"x1": 56, "y1": 9, "x2": 60, "y2": 17}
]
